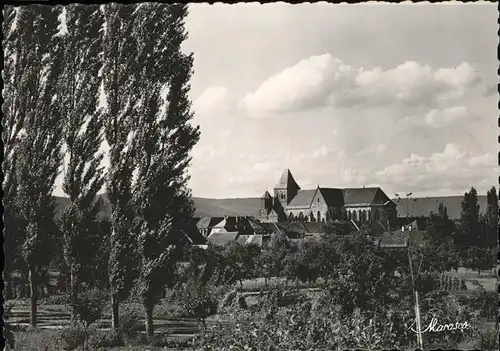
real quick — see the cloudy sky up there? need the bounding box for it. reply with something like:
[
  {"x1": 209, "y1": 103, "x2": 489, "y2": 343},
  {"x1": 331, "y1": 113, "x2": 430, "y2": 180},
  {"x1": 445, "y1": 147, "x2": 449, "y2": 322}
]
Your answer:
[{"x1": 181, "y1": 2, "x2": 498, "y2": 199}]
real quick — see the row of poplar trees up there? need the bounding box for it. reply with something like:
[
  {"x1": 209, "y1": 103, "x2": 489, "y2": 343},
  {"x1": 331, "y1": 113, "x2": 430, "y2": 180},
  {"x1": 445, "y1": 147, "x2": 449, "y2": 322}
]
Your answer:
[{"x1": 3, "y1": 4, "x2": 200, "y2": 339}]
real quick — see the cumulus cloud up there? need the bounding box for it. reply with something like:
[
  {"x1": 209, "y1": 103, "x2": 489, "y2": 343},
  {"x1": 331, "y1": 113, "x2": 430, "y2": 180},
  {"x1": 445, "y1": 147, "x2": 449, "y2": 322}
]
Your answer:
[
  {"x1": 400, "y1": 106, "x2": 480, "y2": 129},
  {"x1": 355, "y1": 144, "x2": 387, "y2": 156},
  {"x1": 374, "y1": 144, "x2": 496, "y2": 194},
  {"x1": 240, "y1": 54, "x2": 482, "y2": 117},
  {"x1": 193, "y1": 86, "x2": 231, "y2": 120},
  {"x1": 482, "y1": 84, "x2": 497, "y2": 97}
]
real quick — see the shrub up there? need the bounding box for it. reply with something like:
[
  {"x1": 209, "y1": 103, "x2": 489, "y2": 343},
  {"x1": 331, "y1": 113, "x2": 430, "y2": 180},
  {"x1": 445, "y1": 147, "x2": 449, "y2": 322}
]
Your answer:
[
  {"x1": 39, "y1": 293, "x2": 71, "y2": 306},
  {"x1": 478, "y1": 327, "x2": 499, "y2": 350},
  {"x1": 13, "y1": 329, "x2": 62, "y2": 351},
  {"x1": 220, "y1": 288, "x2": 238, "y2": 309},
  {"x1": 470, "y1": 290, "x2": 497, "y2": 321},
  {"x1": 56, "y1": 326, "x2": 86, "y2": 350},
  {"x1": 67, "y1": 288, "x2": 107, "y2": 350},
  {"x1": 260, "y1": 284, "x2": 306, "y2": 311},
  {"x1": 87, "y1": 329, "x2": 123, "y2": 349},
  {"x1": 118, "y1": 304, "x2": 143, "y2": 340},
  {"x1": 69, "y1": 289, "x2": 107, "y2": 329},
  {"x1": 192, "y1": 304, "x2": 415, "y2": 350},
  {"x1": 177, "y1": 279, "x2": 218, "y2": 333}
]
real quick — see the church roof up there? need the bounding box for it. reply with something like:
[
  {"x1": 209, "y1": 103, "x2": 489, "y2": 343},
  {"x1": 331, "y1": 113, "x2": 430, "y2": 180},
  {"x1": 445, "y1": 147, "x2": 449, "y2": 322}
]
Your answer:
[
  {"x1": 318, "y1": 187, "x2": 344, "y2": 207},
  {"x1": 342, "y1": 187, "x2": 383, "y2": 206},
  {"x1": 274, "y1": 169, "x2": 300, "y2": 190},
  {"x1": 287, "y1": 189, "x2": 316, "y2": 208},
  {"x1": 261, "y1": 191, "x2": 272, "y2": 199}
]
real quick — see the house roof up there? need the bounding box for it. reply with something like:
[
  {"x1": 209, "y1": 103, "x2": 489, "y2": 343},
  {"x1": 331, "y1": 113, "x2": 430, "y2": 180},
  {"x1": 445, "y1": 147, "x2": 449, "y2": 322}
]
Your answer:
[
  {"x1": 207, "y1": 231, "x2": 239, "y2": 246},
  {"x1": 212, "y1": 217, "x2": 238, "y2": 229},
  {"x1": 274, "y1": 169, "x2": 301, "y2": 190},
  {"x1": 236, "y1": 235, "x2": 252, "y2": 245},
  {"x1": 298, "y1": 221, "x2": 325, "y2": 234},
  {"x1": 246, "y1": 235, "x2": 264, "y2": 246},
  {"x1": 247, "y1": 217, "x2": 270, "y2": 234},
  {"x1": 259, "y1": 222, "x2": 282, "y2": 234},
  {"x1": 378, "y1": 229, "x2": 427, "y2": 247},
  {"x1": 287, "y1": 189, "x2": 316, "y2": 208},
  {"x1": 272, "y1": 221, "x2": 325, "y2": 236},
  {"x1": 184, "y1": 226, "x2": 207, "y2": 245},
  {"x1": 196, "y1": 216, "x2": 225, "y2": 230}
]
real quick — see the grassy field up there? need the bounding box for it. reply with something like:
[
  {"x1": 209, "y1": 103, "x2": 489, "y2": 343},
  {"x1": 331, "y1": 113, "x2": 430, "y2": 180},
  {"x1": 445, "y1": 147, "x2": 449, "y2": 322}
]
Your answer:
[{"x1": 445, "y1": 268, "x2": 497, "y2": 292}]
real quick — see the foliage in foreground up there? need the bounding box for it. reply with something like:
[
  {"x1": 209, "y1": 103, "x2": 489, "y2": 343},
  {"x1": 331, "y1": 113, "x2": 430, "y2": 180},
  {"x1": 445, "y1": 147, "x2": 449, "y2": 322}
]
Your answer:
[{"x1": 192, "y1": 290, "x2": 492, "y2": 351}]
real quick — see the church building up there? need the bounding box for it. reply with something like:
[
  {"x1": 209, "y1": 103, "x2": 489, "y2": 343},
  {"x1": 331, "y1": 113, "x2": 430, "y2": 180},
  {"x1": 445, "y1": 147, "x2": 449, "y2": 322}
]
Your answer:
[{"x1": 258, "y1": 169, "x2": 397, "y2": 227}]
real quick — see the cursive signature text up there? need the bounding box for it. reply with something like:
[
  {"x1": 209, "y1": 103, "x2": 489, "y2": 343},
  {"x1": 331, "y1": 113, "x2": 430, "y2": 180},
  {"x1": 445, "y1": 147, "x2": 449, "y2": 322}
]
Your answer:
[{"x1": 410, "y1": 317, "x2": 470, "y2": 334}]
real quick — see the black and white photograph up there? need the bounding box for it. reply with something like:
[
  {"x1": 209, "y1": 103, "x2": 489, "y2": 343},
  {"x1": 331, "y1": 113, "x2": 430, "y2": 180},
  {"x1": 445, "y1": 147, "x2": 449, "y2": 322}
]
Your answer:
[{"x1": 2, "y1": 2, "x2": 498, "y2": 350}]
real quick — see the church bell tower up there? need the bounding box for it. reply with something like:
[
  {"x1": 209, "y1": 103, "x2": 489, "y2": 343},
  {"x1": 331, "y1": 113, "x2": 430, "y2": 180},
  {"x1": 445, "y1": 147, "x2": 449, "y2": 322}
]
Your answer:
[{"x1": 273, "y1": 169, "x2": 300, "y2": 210}]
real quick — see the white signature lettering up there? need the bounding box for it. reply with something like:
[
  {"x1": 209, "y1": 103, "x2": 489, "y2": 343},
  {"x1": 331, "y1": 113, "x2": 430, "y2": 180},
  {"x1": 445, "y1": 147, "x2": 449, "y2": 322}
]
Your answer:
[{"x1": 410, "y1": 317, "x2": 470, "y2": 334}]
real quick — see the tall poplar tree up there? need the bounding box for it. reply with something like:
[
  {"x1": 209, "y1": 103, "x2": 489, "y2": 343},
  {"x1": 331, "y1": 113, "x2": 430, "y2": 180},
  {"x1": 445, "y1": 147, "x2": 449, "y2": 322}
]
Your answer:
[
  {"x1": 458, "y1": 187, "x2": 481, "y2": 248},
  {"x1": 14, "y1": 5, "x2": 65, "y2": 327},
  {"x1": 131, "y1": 3, "x2": 200, "y2": 338},
  {"x1": 3, "y1": 6, "x2": 29, "y2": 300},
  {"x1": 58, "y1": 4, "x2": 105, "y2": 320},
  {"x1": 102, "y1": 3, "x2": 141, "y2": 331},
  {"x1": 484, "y1": 186, "x2": 498, "y2": 248}
]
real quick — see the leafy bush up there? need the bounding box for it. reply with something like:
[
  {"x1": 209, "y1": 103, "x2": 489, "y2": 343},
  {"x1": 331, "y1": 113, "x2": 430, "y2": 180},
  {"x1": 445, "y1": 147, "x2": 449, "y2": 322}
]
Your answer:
[
  {"x1": 469, "y1": 289, "x2": 497, "y2": 321},
  {"x1": 418, "y1": 292, "x2": 477, "y2": 349},
  {"x1": 13, "y1": 328, "x2": 69, "y2": 351},
  {"x1": 39, "y1": 293, "x2": 70, "y2": 306},
  {"x1": 193, "y1": 303, "x2": 415, "y2": 350},
  {"x1": 177, "y1": 279, "x2": 218, "y2": 333},
  {"x1": 87, "y1": 329, "x2": 123, "y2": 349},
  {"x1": 477, "y1": 327, "x2": 499, "y2": 350},
  {"x1": 67, "y1": 288, "x2": 108, "y2": 350},
  {"x1": 56, "y1": 326, "x2": 87, "y2": 350},
  {"x1": 118, "y1": 304, "x2": 143, "y2": 340}
]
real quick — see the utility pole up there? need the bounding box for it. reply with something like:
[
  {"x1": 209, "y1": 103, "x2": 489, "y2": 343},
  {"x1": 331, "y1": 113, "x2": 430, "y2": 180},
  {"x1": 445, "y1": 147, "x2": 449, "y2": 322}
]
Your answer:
[{"x1": 407, "y1": 242, "x2": 423, "y2": 350}]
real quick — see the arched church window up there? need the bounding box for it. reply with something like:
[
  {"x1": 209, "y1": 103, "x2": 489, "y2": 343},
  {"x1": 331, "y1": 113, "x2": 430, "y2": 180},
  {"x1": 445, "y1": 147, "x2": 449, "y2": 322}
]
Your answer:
[
  {"x1": 317, "y1": 211, "x2": 321, "y2": 222},
  {"x1": 374, "y1": 210, "x2": 380, "y2": 221},
  {"x1": 298, "y1": 212, "x2": 304, "y2": 221}
]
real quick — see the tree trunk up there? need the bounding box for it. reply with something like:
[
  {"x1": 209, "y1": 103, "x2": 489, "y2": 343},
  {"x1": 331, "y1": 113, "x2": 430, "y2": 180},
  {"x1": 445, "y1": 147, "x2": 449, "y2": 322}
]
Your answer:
[
  {"x1": 201, "y1": 317, "x2": 207, "y2": 335},
  {"x1": 70, "y1": 267, "x2": 79, "y2": 323},
  {"x1": 144, "y1": 304, "x2": 154, "y2": 341},
  {"x1": 111, "y1": 294, "x2": 119, "y2": 332},
  {"x1": 239, "y1": 279, "x2": 243, "y2": 292},
  {"x1": 5, "y1": 276, "x2": 13, "y2": 300},
  {"x1": 28, "y1": 267, "x2": 38, "y2": 327}
]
